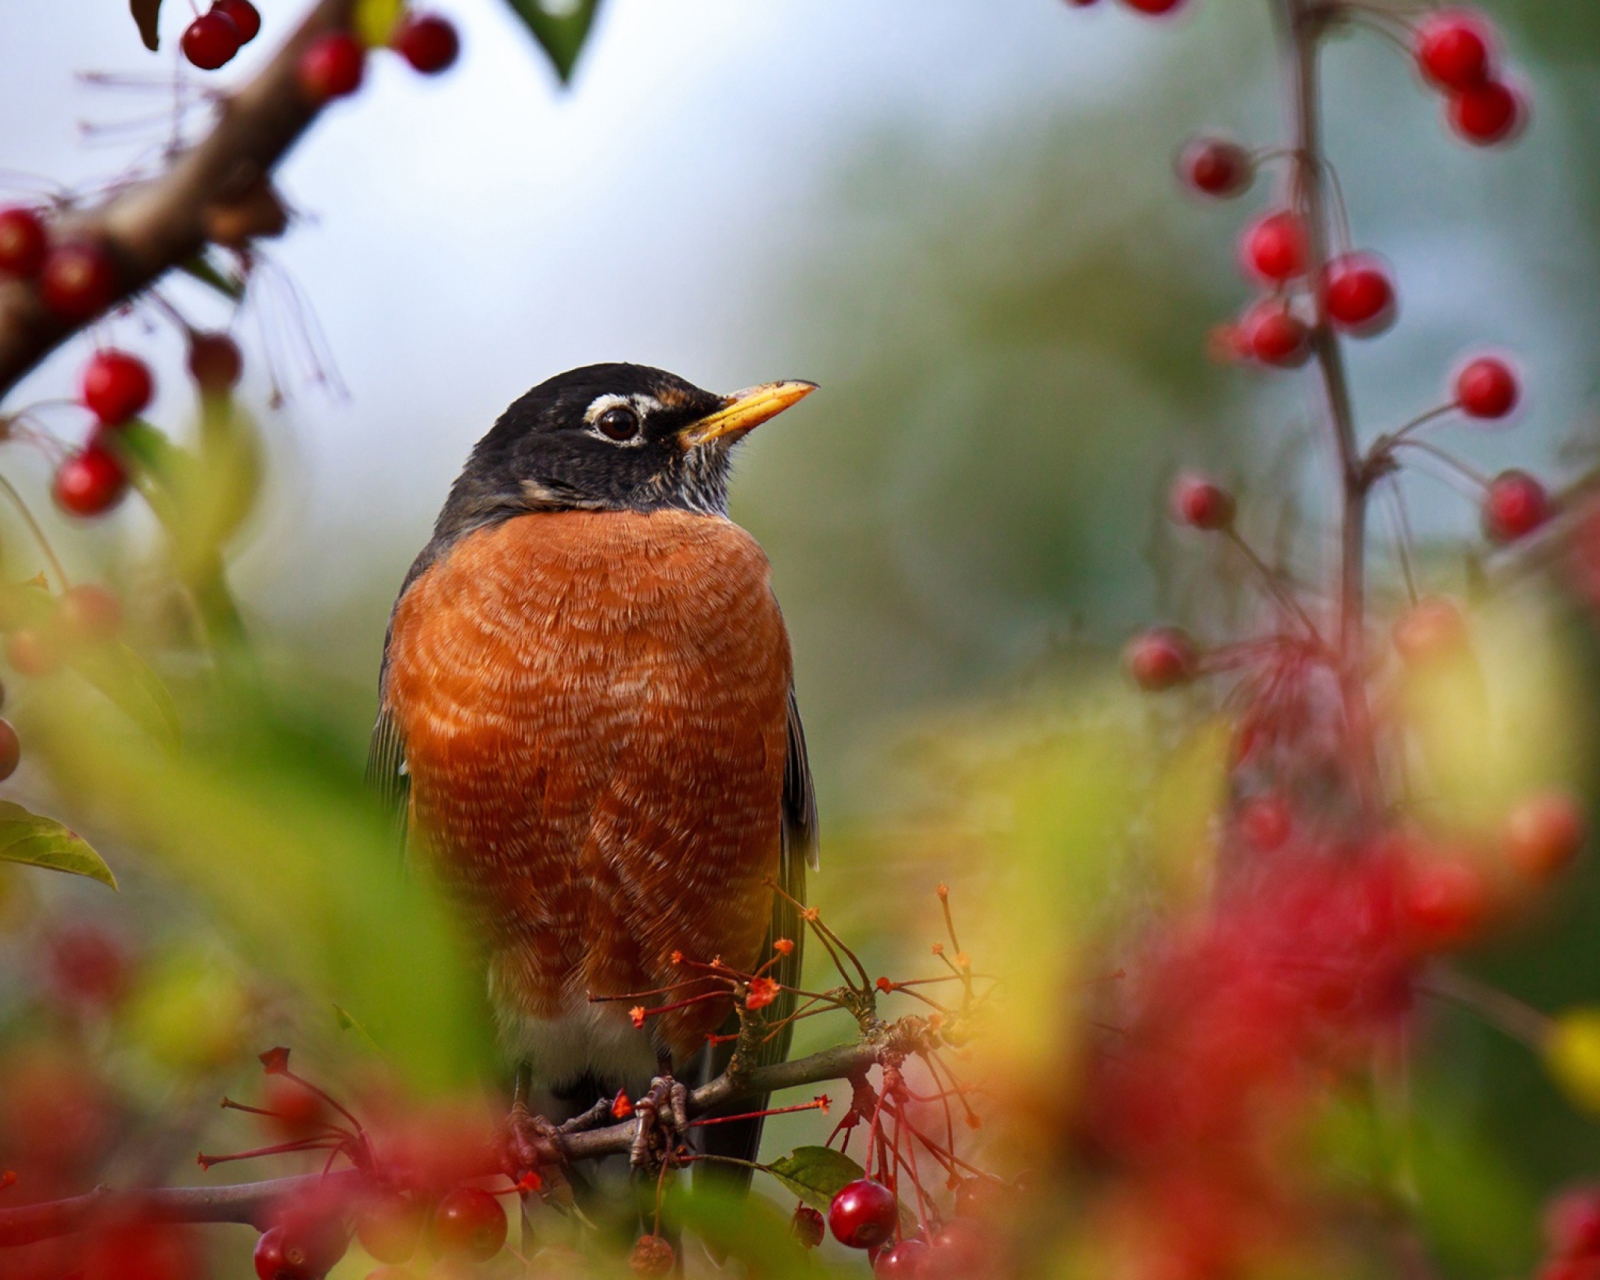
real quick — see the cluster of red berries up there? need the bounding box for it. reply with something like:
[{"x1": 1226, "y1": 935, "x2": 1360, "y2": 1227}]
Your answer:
[
  {"x1": 801, "y1": 1176, "x2": 997, "y2": 1278},
  {"x1": 293, "y1": 12, "x2": 459, "y2": 106},
  {"x1": 180, "y1": 0, "x2": 261, "y2": 72},
  {"x1": 0, "y1": 207, "x2": 118, "y2": 322},
  {"x1": 1415, "y1": 9, "x2": 1526, "y2": 146}
]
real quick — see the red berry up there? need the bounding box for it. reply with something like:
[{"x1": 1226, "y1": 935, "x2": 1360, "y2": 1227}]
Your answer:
[
  {"x1": 81, "y1": 349, "x2": 153, "y2": 426},
  {"x1": 7, "y1": 630, "x2": 60, "y2": 679},
  {"x1": 298, "y1": 32, "x2": 366, "y2": 102},
  {"x1": 57, "y1": 584, "x2": 124, "y2": 643},
  {"x1": 1503, "y1": 791, "x2": 1586, "y2": 882},
  {"x1": 253, "y1": 1226, "x2": 312, "y2": 1280},
  {"x1": 1324, "y1": 255, "x2": 1396, "y2": 336},
  {"x1": 1403, "y1": 858, "x2": 1490, "y2": 948},
  {"x1": 1124, "y1": 627, "x2": 1198, "y2": 692},
  {"x1": 629, "y1": 1234, "x2": 676, "y2": 1277},
  {"x1": 1241, "y1": 210, "x2": 1308, "y2": 283},
  {"x1": 828, "y1": 1179, "x2": 898, "y2": 1250},
  {"x1": 1393, "y1": 597, "x2": 1469, "y2": 665},
  {"x1": 1545, "y1": 1186, "x2": 1600, "y2": 1258},
  {"x1": 432, "y1": 1188, "x2": 507, "y2": 1261},
  {"x1": 188, "y1": 331, "x2": 244, "y2": 392},
  {"x1": 0, "y1": 207, "x2": 47, "y2": 279},
  {"x1": 213, "y1": 0, "x2": 261, "y2": 43},
  {"x1": 1449, "y1": 80, "x2": 1525, "y2": 145},
  {"x1": 1455, "y1": 355, "x2": 1519, "y2": 418},
  {"x1": 791, "y1": 1204, "x2": 826, "y2": 1249},
  {"x1": 1121, "y1": 0, "x2": 1185, "y2": 12},
  {"x1": 1241, "y1": 300, "x2": 1311, "y2": 368},
  {"x1": 1483, "y1": 469, "x2": 1551, "y2": 543},
  {"x1": 1238, "y1": 795, "x2": 1292, "y2": 851},
  {"x1": 1178, "y1": 138, "x2": 1253, "y2": 198},
  {"x1": 395, "y1": 13, "x2": 460, "y2": 74},
  {"x1": 876, "y1": 1238, "x2": 931, "y2": 1278},
  {"x1": 356, "y1": 1193, "x2": 423, "y2": 1264},
  {"x1": 39, "y1": 241, "x2": 116, "y2": 320},
  {"x1": 46, "y1": 923, "x2": 129, "y2": 1008},
  {"x1": 54, "y1": 442, "x2": 128, "y2": 517},
  {"x1": 1170, "y1": 473, "x2": 1235, "y2": 530},
  {"x1": 256, "y1": 1210, "x2": 347, "y2": 1280},
  {"x1": 1415, "y1": 11, "x2": 1494, "y2": 91},
  {"x1": 83, "y1": 1222, "x2": 204, "y2": 1280},
  {"x1": 0, "y1": 718, "x2": 19, "y2": 782},
  {"x1": 182, "y1": 11, "x2": 242, "y2": 70},
  {"x1": 923, "y1": 1219, "x2": 995, "y2": 1280}
]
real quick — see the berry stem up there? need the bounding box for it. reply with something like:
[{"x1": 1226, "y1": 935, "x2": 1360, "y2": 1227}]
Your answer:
[{"x1": 0, "y1": 471, "x2": 71, "y2": 590}]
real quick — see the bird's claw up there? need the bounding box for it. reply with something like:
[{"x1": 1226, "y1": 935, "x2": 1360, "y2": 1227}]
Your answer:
[
  {"x1": 501, "y1": 1100, "x2": 563, "y2": 1179},
  {"x1": 629, "y1": 1075, "x2": 690, "y2": 1172}
]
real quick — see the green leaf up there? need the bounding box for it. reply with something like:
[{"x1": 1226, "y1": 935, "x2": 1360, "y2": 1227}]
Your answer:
[
  {"x1": 765, "y1": 1146, "x2": 866, "y2": 1213},
  {"x1": 131, "y1": 0, "x2": 161, "y2": 51},
  {"x1": 502, "y1": 0, "x2": 602, "y2": 83},
  {"x1": 72, "y1": 643, "x2": 182, "y2": 753},
  {"x1": 0, "y1": 801, "x2": 116, "y2": 888},
  {"x1": 178, "y1": 253, "x2": 246, "y2": 302}
]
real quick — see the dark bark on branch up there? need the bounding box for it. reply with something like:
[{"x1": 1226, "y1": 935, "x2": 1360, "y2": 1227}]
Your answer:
[{"x1": 0, "y1": 0, "x2": 360, "y2": 402}]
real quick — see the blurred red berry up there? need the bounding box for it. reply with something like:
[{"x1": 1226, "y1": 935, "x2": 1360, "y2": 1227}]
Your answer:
[
  {"x1": 213, "y1": 0, "x2": 261, "y2": 42},
  {"x1": 923, "y1": 1218, "x2": 995, "y2": 1279},
  {"x1": 1456, "y1": 355, "x2": 1519, "y2": 418},
  {"x1": 630, "y1": 1233, "x2": 676, "y2": 1277},
  {"x1": 7, "y1": 629, "x2": 60, "y2": 678},
  {"x1": 1171, "y1": 473, "x2": 1235, "y2": 530},
  {"x1": 1121, "y1": 0, "x2": 1185, "y2": 13},
  {"x1": 1393, "y1": 597, "x2": 1469, "y2": 666},
  {"x1": 1503, "y1": 791, "x2": 1586, "y2": 882},
  {"x1": 829, "y1": 1179, "x2": 898, "y2": 1249},
  {"x1": 356, "y1": 1192, "x2": 423, "y2": 1264},
  {"x1": 1325, "y1": 255, "x2": 1396, "y2": 336},
  {"x1": 0, "y1": 718, "x2": 19, "y2": 781},
  {"x1": 256, "y1": 1209, "x2": 347, "y2": 1280},
  {"x1": 432, "y1": 1187, "x2": 507, "y2": 1261},
  {"x1": 83, "y1": 1221, "x2": 205, "y2": 1280},
  {"x1": 182, "y1": 10, "x2": 242, "y2": 70},
  {"x1": 39, "y1": 241, "x2": 116, "y2": 320},
  {"x1": 395, "y1": 13, "x2": 460, "y2": 74},
  {"x1": 254, "y1": 1226, "x2": 308, "y2": 1280},
  {"x1": 1238, "y1": 795, "x2": 1292, "y2": 851},
  {"x1": 1449, "y1": 80, "x2": 1525, "y2": 145},
  {"x1": 1545, "y1": 1185, "x2": 1600, "y2": 1258},
  {"x1": 81, "y1": 349, "x2": 153, "y2": 426},
  {"x1": 1178, "y1": 137, "x2": 1253, "y2": 198},
  {"x1": 1241, "y1": 210, "x2": 1308, "y2": 282},
  {"x1": 188, "y1": 331, "x2": 244, "y2": 392},
  {"x1": 54, "y1": 442, "x2": 129, "y2": 517},
  {"x1": 1403, "y1": 858, "x2": 1490, "y2": 948},
  {"x1": 1125, "y1": 626, "x2": 1198, "y2": 692},
  {"x1": 1241, "y1": 300, "x2": 1311, "y2": 368},
  {"x1": 0, "y1": 207, "x2": 47, "y2": 278},
  {"x1": 1483, "y1": 470, "x2": 1551, "y2": 543},
  {"x1": 47, "y1": 923, "x2": 130, "y2": 1010},
  {"x1": 57, "y1": 584, "x2": 125, "y2": 644},
  {"x1": 1415, "y1": 11, "x2": 1494, "y2": 91},
  {"x1": 298, "y1": 32, "x2": 366, "y2": 102},
  {"x1": 877, "y1": 1238, "x2": 931, "y2": 1278}
]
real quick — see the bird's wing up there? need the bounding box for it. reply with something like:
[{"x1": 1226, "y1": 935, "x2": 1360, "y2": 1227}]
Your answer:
[
  {"x1": 366, "y1": 641, "x2": 411, "y2": 850},
  {"x1": 698, "y1": 685, "x2": 815, "y2": 1193}
]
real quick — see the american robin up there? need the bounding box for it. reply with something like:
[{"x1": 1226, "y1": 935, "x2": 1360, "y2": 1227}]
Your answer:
[{"x1": 367, "y1": 363, "x2": 817, "y2": 1186}]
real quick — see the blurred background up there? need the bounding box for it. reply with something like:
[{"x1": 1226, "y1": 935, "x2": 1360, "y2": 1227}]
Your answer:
[{"x1": 4, "y1": 1, "x2": 1600, "y2": 1274}]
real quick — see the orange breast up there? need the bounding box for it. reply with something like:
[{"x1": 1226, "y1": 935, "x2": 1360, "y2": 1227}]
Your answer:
[{"x1": 384, "y1": 509, "x2": 791, "y2": 1068}]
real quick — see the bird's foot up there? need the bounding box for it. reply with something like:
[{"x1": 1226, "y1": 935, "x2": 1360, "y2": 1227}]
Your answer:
[
  {"x1": 629, "y1": 1074, "x2": 690, "y2": 1172},
  {"x1": 501, "y1": 1101, "x2": 563, "y2": 1179}
]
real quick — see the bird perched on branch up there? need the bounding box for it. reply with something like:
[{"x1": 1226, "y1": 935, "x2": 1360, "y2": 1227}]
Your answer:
[{"x1": 367, "y1": 363, "x2": 816, "y2": 1188}]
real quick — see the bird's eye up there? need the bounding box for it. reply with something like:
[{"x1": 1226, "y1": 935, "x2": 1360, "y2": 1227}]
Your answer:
[{"x1": 596, "y1": 405, "x2": 640, "y2": 442}]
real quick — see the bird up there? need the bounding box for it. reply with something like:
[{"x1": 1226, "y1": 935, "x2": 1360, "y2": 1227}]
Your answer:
[{"x1": 366, "y1": 362, "x2": 817, "y2": 1192}]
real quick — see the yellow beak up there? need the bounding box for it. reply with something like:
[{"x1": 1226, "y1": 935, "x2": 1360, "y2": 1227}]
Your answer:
[{"x1": 678, "y1": 380, "x2": 818, "y2": 449}]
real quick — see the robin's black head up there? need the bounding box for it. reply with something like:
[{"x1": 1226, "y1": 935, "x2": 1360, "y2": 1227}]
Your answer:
[{"x1": 430, "y1": 364, "x2": 815, "y2": 547}]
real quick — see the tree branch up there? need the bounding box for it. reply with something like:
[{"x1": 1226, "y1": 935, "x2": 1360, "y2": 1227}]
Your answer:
[{"x1": 0, "y1": 0, "x2": 360, "y2": 402}]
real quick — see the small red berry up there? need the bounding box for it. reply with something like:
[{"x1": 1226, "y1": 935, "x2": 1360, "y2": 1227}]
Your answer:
[
  {"x1": 188, "y1": 331, "x2": 244, "y2": 393},
  {"x1": 298, "y1": 32, "x2": 366, "y2": 102},
  {"x1": 1415, "y1": 11, "x2": 1495, "y2": 92},
  {"x1": 1241, "y1": 300, "x2": 1311, "y2": 368},
  {"x1": 39, "y1": 241, "x2": 116, "y2": 320},
  {"x1": 1545, "y1": 1186, "x2": 1600, "y2": 1258},
  {"x1": 1393, "y1": 597, "x2": 1469, "y2": 665},
  {"x1": 1124, "y1": 627, "x2": 1198, "y2": 692},
  {"x1": 46, "y1": 923, "x2": 129, "y2": 1009},
  {"x1": 356, "y1": 1193, "x2": 423, "y2": 1265},
  {"x1": 790, "y1": 1204, "x2": 826, "y2": 1249},
  {"x1": 432, "y1": 1188, "x2": 507, "y2": 1261},
  {"x1": 54, "y1": 443, "x2": 129, "y2": 518},
  {"x1": 828, "y1": 1179, "x2": 898, "y2": 1250},
  {"x1": 394, "y1": 13, "x2": 460, "y2": 74},
  {"x1": 81, "y1": 350, "x2": 153, "y2": 426},
  {"x1": 1449, "y1": 80, "x2": 1525, "y2": 146},
  {"x1": 924, "y1": 1219, "x2": 995, "y2": 1279},
  {"x1": 1121, "y1": 0, "x2": 1185, "y2": 13},
  {"x1": 1238, "y1": 795, "x2": 1292, "y2": 851},
  {"x1": 213, "y1": 0, "x2": 261, "y2": 43},
  {"x1": 1170, "y1": 473, "x2": 1235, "y2": 530},
  {"x1": 876, "y1": 1238, "x2": 931, "y2": 1278},
  {"x1": 1403, "y1": 857, "x2": 1491, "y2": 948},
  {"x1": 182, "y1": 11, "x2": 242, "y2": 70},
  {"x1": 1503, "y1": 791, "x2": 1586, "y2": 882},
  {"x1": 57, "y1": 584, "x2": 124, "y2": 644},
  {"x1": 0, "y1": 719, "x2": 19, "y2": 782},
  {"x1": 1178, "y1": 137, "x2": 1253, "y2": 198},
  {"x1": 1241, "y1": 210, "x2": 1308, "y2": 283},
  {"x1": 253, "y1": 1226, "x2": 310, "y2": 1280},
  {"x1": 7, "y1": 630, "x2": 60, "y2": 679},
  {"x1": 1325, "y1": 255, "x2": 1396, "y2": 336},
  {"x1": 0, "y1": 207, "x2": 47, "y2": 279},
  {"x1": 1455, "y1": 355, "x2": 1519, "y2": 418},
  {"x1": 629, "y1": 1234, "x2": 676, "y2": 1277},
  {"x1": 1483, "y1": 469, "x2": 1551, "y2": 543}
]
